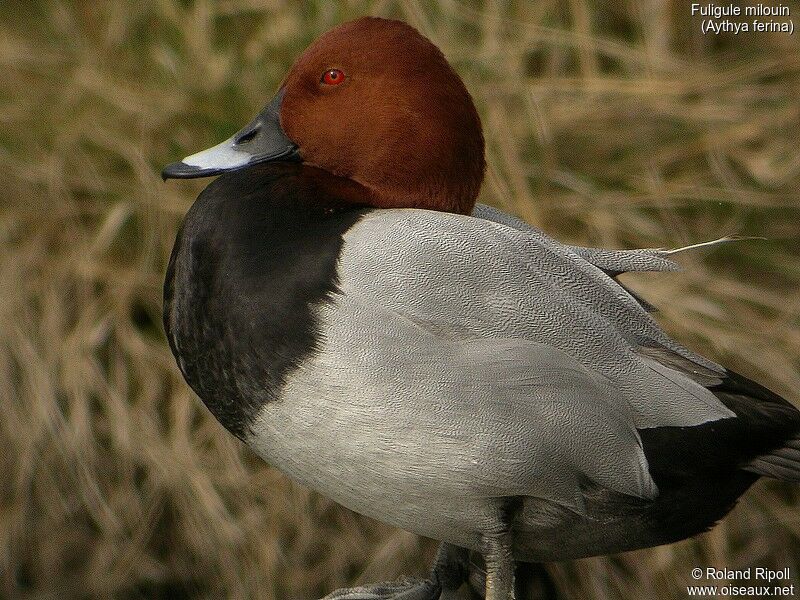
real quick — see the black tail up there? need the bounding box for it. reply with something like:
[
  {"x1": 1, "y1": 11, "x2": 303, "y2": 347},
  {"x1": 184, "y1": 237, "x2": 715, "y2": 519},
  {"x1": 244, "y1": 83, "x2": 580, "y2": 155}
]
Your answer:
[
  {"x1": 634, "y1": 369, "x2": 799, "y2": 546},
  {"x1": 640, "y1": 369, "x2": 800, "y2": 486},
  {"x1": 747, "y1": 437, "x2": 800, "y2": 481},
  {"x1": 711, "y1": 370, "x2": 800, "y2": 482},
  {"x1": 718, "y1": 370, "x2": 800, "y2": 482}
]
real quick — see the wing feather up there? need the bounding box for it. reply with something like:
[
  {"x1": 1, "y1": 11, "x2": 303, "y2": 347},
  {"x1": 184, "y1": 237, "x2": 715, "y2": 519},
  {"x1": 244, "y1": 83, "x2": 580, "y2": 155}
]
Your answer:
[
  {"x1": 338, "y1": 209, "x2": 733, "y2": 428},
  {"x1": 309, "y1": 296, "x2": 658, "y2": 510}
]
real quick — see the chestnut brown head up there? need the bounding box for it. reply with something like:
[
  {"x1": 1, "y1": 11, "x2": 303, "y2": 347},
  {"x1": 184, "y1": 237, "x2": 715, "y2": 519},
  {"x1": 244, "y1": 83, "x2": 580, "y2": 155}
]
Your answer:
[{"x1": 163, "y1": 17, "x2": 485, "y2": 215}]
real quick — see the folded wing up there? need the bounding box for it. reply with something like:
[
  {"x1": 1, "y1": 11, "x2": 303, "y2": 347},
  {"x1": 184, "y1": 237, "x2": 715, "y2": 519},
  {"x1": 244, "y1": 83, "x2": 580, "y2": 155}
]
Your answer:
[{"x1": 338, "y1": 209, "x2": 734, "y2": 430}]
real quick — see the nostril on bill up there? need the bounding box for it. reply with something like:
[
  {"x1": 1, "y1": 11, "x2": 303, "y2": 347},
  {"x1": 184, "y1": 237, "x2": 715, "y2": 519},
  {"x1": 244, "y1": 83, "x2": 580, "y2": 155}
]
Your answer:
[{"x1": 235, "y1": 126, "x2": 260, "y2": 145}]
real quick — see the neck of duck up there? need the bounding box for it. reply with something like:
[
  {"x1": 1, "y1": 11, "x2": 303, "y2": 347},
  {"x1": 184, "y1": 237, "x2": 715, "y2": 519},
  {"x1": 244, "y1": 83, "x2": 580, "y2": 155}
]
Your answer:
[
  {"x1": 359, "y1": 176, "x2": 478, "y2": 214},
  {"x1": 300, "y1": 141, "x2": 484, "y2": 214},
  {"x1": 163, "y1": 162, "x2": 371, "y2": 440}
]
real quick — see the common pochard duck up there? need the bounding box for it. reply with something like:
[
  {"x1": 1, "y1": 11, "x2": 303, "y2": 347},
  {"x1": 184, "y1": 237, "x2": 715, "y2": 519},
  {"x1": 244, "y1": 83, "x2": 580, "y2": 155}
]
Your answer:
[{"x1": 162, "y1": 16, "x2": 800, "y2": 600}]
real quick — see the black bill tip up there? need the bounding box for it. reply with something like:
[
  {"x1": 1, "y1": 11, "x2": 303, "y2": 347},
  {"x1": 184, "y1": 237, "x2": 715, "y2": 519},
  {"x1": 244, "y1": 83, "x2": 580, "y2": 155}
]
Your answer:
[{"x1": 162, "y1": 161, "x2": 225, "y2": 181}]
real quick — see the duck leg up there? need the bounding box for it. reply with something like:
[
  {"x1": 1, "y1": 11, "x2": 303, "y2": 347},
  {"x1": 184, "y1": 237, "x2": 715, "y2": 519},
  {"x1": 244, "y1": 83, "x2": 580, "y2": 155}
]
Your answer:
[
  {"x1": 482, "y1": 533, "x2": 515, "y2": 600},
  {"x1": 321, "y1": 543, "x2": 470, "y2": 600},
  {"x1": 466, "y1": 560, "x2": 560, "y2": 600}
]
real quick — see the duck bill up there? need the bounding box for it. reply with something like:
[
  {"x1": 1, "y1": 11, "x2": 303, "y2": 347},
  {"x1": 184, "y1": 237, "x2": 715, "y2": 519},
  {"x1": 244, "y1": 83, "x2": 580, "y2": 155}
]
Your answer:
[{"x1": 162, "y1": 89, "x2": 300, "y2": 180}]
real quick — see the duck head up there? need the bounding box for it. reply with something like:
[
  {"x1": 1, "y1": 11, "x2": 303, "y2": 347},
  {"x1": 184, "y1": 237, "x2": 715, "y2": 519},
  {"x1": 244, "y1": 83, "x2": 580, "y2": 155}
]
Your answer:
[{"x1": 162, "y1": 17, "x2": 485, "y2": 214}]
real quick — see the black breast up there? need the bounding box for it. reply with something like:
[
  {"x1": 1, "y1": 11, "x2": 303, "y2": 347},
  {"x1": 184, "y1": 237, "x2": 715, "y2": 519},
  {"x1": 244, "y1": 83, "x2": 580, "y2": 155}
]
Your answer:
[{"x1": 163, "y1": 163, "x2": 368, "y2": 439}]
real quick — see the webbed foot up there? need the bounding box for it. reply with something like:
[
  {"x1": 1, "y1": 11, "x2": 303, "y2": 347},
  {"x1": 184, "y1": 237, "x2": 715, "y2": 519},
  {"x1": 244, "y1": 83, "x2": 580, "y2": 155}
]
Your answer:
[
  {"x1": 321, "y1": 577, "x2": 440, "y2": 600},
  {"x1": 320, "y1": 543, "x2": 470, "y2": 600}
]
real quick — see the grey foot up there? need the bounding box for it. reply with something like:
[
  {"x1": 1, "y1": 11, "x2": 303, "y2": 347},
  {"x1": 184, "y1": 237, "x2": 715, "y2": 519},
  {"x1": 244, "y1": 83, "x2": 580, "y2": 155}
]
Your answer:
[
  {"x1": 321, "y1": 577, "x2": 439, "y2": 600},
  {"x1": 320, "y1": 543, "x2": 471, "y2": 600}
]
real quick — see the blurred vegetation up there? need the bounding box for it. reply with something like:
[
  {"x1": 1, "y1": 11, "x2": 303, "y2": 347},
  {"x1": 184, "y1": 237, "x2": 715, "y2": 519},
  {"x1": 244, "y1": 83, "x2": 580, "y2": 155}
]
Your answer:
[{"x1": 1, "y1": 0, "x2": 799, "y2": 598}]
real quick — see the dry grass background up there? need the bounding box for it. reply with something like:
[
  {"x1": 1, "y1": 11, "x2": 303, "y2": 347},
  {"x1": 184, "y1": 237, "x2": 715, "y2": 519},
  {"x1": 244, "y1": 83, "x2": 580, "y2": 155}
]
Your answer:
[{"x1": 2, "y1": 0, "x2": 799, "y2": 598}]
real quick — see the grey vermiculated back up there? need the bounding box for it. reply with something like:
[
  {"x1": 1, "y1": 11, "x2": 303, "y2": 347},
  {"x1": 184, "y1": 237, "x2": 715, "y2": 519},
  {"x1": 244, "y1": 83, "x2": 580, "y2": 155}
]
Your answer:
[
  {"x1": 247, "y1": 205, "x2": 751, "y2": 541},
  {"x1": 472, "y1": 204, "x2": 682, "y2": 276},
  {"x1": 337, "y1": 208, "x2": 734, "y2": 429},
  {"x1": 472, "y1": 205, "x2": 728, "y2": 385}
]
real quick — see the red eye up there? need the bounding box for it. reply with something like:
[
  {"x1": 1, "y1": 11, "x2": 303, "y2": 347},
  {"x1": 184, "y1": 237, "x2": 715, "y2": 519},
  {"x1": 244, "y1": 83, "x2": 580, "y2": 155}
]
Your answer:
[{"x1": 321, "y1": 68, "x2": 345, "y2": 86}]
